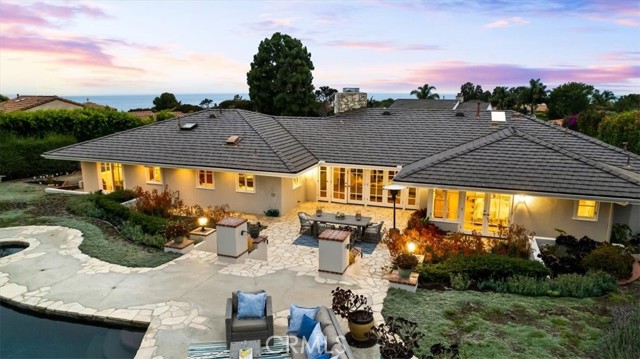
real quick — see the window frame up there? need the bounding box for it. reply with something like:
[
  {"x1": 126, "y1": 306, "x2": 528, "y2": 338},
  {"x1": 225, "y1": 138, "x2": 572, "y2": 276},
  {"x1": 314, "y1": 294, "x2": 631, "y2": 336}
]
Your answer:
[
  {"x1": 432, "y1": 189, "x2": 460, "y2": 222},
  {"x1": 196, "y1": 169, "x2": 215, "y2": 189},
  {"x1": 236, "y1": 173, "x2": 256, "y2": 193},
  {"x1": 573, "y1": 200, "x2": 599, "y2": 221},
  {"x1": 145, "y1": 166, "x2": 163, "y2": 185}
]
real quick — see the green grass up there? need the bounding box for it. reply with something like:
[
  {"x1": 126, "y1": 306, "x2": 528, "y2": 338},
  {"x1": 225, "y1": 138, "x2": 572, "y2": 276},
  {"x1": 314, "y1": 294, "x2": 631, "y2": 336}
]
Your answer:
[
  {"x1": 382, "y1": 287, "x2": 611, "y2": 358},
  {"x1": 0, "y1": 182, "x2": 178, "y2": 267}
]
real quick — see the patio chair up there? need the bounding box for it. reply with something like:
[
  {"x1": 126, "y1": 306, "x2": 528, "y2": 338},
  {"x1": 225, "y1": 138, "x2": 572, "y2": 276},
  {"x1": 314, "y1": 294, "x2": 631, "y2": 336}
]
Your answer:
[
  {"x1": 225, "y1": 290, "x2": 274, "y2": 348},
  {"x1": 298, "y1": 212, "x2": 313, "y2": 234},
  {"x1": 363, "y1": 221, "x2": 384, "y2": 243}
]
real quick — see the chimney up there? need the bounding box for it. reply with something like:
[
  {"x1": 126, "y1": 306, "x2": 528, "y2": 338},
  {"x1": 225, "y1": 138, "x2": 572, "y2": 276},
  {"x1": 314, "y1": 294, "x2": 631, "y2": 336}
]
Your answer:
[
  {"x1": 16, "y1": 94, "x2": 19, "y2": 98},
  {"x1": 455, "y1": 93, "x2": 464, "y2": 102},
  {"x1": 334, "y1": 88, "x2": 367, "y2": 114},
  {"x1": 476, "y1": 101, "x2": 481, "y2": 118}
]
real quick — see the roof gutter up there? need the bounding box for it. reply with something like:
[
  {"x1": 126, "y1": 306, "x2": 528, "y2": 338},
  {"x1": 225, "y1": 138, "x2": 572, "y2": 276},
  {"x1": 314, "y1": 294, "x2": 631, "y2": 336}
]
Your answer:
[{"x1": 392, "y1": 180, "x2": 640, "y2": 205}]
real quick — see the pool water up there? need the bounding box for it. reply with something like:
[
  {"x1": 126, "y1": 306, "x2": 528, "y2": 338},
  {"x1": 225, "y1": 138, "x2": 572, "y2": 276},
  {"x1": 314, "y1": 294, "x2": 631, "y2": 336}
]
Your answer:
[
  {"x1": 0, "y1": 243, "x2": 28, "y2": 257},
  {"x1": 0, "y1": 302, "x2": 146, "y2": 358}
]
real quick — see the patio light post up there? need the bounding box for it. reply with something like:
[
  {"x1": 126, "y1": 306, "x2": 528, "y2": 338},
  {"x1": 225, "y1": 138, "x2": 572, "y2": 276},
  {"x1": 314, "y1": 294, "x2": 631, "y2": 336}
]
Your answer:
[{"x1": 383, "y1": 184, "x2": 406, "y2": 232}]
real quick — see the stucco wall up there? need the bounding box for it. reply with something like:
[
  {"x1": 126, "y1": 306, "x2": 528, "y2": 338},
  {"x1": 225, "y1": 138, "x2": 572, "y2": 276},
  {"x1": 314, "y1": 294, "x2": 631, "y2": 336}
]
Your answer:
[
  {"x1": 120, "y1": 165, "x2": 284, "y2": 214},
  {"x1": 80, "y1": 162, "x2": 100, "y2": 192},
  {"x1": 613, "y1": 203, "x2": 640, "y2": 233},
  {"x1": 281, "y1": 177, "x2": 306, "y2": 214},
  {"x1": 513, "y1": 196, "x2": 612, "y2": 242},
  {"x1": 28, "y1": 100, "x2": 82, "y2": 111}
]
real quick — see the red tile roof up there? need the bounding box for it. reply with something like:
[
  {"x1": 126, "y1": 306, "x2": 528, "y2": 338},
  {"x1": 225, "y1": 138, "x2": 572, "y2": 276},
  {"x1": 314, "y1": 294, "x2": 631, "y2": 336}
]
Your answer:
[{"x1": 0, "y1": 96, "x2": 84, "y2": 112}]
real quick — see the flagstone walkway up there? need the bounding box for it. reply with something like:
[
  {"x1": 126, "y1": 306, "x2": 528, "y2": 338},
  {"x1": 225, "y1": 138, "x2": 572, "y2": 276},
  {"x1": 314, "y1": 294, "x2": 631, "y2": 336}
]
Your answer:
[{"x1": 0, "y1": 202, "x2": 412, "y2": 359}]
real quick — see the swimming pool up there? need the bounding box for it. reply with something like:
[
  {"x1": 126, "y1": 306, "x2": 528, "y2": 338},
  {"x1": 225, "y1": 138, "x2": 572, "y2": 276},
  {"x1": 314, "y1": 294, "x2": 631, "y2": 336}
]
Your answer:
[
  {"x1": 0, "y1": 302, "x2": 146, "y2": 358},
  {"x1": 0, "y1": 242, "x2": 28, "y2": 257}
]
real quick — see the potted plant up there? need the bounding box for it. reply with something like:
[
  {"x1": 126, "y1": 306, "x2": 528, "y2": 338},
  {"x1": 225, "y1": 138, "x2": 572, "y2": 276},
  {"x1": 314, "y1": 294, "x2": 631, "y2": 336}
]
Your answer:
[
  {"x1": 331, "y1": 287, "x2": 374, "y2": 342},
  {"x1": 247, "y1": 222, "x2": 263, "y2": 239},
  {"x1": 372, "y1": 316, "x2": 424, "y2": 359},
  {"x1": 395, "y1": 253, "x2": 419, "y2": 279},
  {"x1": 316, "y1": 207, "x2": 323, "y2": 217},
  {"x1": 165, "y1": 221, "x2": 190, "y2": 244}
]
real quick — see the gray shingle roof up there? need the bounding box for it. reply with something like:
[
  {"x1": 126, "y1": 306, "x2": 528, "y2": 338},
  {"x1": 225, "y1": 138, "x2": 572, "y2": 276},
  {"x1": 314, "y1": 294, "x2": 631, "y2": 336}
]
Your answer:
[
  {"x1": 389, "y1": 99, "x2": 458, "y2": 110},
  {"x1": 44, "y1": 109, "x2": 317, "y2": 174},
  {"x1": 394, "y1": 127, "x2": 640, "y2": 201}
]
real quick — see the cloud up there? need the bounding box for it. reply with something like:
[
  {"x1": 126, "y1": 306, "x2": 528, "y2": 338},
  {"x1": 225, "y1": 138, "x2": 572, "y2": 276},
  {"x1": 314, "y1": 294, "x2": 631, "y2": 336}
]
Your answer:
[
  {"x1": 485, "y1": 16, "x2": 529, "y2": 28},
  {"x1": 324, "y1": 40, "x2": 441, "y2": 52},
  {"x1": 247, "y1": 18, "x2": 299, "y2": 34},
  {"x1": 0, "y1": 1, "x2": 107, "y2": 28},
  {"x1": 601, "y1": 51, "x2": 640, "y2": 63},
  {"x1": 615, "y1": 18, "x2": 640, "y2": 27}
]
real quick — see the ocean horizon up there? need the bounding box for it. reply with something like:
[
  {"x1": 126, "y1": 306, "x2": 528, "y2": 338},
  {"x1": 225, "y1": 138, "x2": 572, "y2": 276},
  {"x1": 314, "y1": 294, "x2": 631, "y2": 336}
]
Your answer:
[{"x1": 66, "y1": 92, "x2": 458, "y2": 112}]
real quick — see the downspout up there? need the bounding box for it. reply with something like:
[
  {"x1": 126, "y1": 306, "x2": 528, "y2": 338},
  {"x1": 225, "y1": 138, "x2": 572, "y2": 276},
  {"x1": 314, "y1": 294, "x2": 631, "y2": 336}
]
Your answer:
[{"x1": 605, "y1": 203, "x2": 614, "y2": 243}]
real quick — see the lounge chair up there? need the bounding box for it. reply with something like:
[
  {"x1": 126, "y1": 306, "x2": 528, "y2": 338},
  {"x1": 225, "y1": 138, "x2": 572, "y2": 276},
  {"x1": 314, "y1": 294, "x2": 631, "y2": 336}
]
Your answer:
[
  {"x1": 363, "y1": 221, "x2": 384, "y2": 242},
  {"x1": 225, "y1": 290, "x2": 274, "y2": 348}
]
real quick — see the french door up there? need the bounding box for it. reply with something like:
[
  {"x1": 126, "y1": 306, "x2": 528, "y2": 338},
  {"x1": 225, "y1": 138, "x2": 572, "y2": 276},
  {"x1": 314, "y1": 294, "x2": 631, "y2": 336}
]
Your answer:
[
  {"x1": 463, "y1": 192, "x2": 512, "y2": 235},
  {"x1": 99, "y1": 163, "x2": 124, "y2": 193},
  {"x1": 348, "y1": 168, "x2": 365, "y2": 204},
  {"x1": 331, "y1": 167, "x2": 347, "y2": 203}
]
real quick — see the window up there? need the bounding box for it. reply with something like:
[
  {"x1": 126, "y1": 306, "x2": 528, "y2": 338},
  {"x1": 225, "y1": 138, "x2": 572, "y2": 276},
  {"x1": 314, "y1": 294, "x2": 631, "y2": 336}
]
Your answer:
[
  {"x1": 197, "y1": 169, "x2": 214, "y2": 189},
  {"x1": 236, "y1": 173, "x2": 255, "y2": 193},
  {"x1": 432, "y1": 189, "x2": 459, "y2": 220},
  {"x1": 145, "y1": 166, "x2": 162, "y2": 184},
  {"x1": 574, "y1": 200, "x2": 599, "y2": 221},
  {"x1": 292, "y1": 176, "x2": 301, "y2": 189}
]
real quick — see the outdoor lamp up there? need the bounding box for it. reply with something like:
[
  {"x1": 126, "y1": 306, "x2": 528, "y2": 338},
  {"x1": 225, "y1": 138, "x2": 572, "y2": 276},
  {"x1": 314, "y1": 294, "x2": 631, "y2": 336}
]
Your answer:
[
  {"x1": 407, "y1": 241, "x2": 417, "y2": 254},
  {"x1": 198, "y1": 217, "x2": 208, "y2": 231},
  {"x1": 383, "y1": 184, "x2": 406, "y2": 231}
]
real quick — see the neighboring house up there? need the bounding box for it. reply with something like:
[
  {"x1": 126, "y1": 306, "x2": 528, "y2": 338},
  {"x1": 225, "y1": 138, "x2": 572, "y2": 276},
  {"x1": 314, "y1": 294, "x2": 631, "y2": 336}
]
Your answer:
[
  {"x1": 127, "y1": 110, "x2": 186, "y2": 121},
  {"x1": 389, "y1": 98, "x2": 492, "y2": 111},
  {"x1": 44, "y1": 91, "x2": 640, "y2": 241},
  {"x1": 0, "y1": 95, "x2": 84, "y2": 112}
]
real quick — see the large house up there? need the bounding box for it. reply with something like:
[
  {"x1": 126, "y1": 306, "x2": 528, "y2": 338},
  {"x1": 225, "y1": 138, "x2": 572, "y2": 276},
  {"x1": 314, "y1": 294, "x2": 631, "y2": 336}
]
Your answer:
[{"x1": 44, "y1": 91, "x2": 640, "y2": 241}]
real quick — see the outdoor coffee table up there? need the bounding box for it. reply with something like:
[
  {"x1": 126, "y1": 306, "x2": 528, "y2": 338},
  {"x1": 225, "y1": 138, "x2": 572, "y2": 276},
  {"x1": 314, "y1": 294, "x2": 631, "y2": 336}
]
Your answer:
[{"x1": 230, "y1": 340, "x2": 261, "y2": 358}]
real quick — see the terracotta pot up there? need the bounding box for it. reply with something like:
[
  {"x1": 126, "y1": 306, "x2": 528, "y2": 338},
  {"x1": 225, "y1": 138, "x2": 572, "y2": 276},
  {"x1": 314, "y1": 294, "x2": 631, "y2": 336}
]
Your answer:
[
  {"x1": 348, "y1": 310, "x2": 374, "y2": 341},
  {"x1": 174, "y1": 236, "x2": 185, "y2": 244},
  {"x1": 398, "y1": 268, "x2": 412, "y2": 279}
]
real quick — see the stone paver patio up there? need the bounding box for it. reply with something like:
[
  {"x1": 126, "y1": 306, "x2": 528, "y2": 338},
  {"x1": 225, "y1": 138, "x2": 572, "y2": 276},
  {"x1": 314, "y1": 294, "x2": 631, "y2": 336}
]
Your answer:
[{"x1": 0, "y1": 202, "x2": 412, "y2": 358}]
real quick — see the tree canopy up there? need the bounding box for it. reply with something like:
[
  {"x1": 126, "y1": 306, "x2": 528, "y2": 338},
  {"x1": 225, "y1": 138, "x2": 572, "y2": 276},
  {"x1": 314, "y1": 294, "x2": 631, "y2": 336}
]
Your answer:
[
  {"x1": 460, "y1": 82, "x2": 491, "y2": 102},
  {"x1": 547, "y1": 82, "x2": 594, "y2": 119},
  {"x1": 153, "y1": 92, "x2": 180, "y2": 111},
  {"x1": 315, "y1": 86, "x2": 338, "y2": 116},
  {"x1": 246, "y1": 32, "x2": 316, "y2": 116},
  {"x1": 410, "y1": 83, "x2": 440, "y2": 99}
]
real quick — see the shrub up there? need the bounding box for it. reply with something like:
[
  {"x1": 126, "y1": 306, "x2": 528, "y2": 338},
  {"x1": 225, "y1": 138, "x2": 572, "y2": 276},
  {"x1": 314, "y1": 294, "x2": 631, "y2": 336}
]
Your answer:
[
  {"x1": 95, "y1": 196, "x2": 131, "y2": 224},
  {"x1": 395, "y1": 253, "x2": 419, "y2": 270},
  {"x1": 66, "y1": 195, "x2": 105, "y2": 218},
  {"x1": 450, "y1": 273, "x2": 471, "y2": 291},
  {"x1": 170, "y1": 203, "x2": 236, "y2": 227},
  {"x1": 120, "y1": 221, "x2": 167, "y2": 248},
  {"x1": 418, "y1": 254, "x2": 550, "y2": 285},
  {"x1": 582, "y1": 245, "x2": 634, "y2": 279},
  {"x1": 489, "y1": 224, "x2": 533, "y2": 259},
  {"x1": 0, "y1": 133, "x2": 78, "y2": 179},
  {"x1": 479, "y1": 271, "x2": 617, "y2": 298},
  {"x1": 165, "y1": 220, "x2": 190, "y2": 240},
  {"x1": 600, "y1": 302, "x2": 640, "y2": 359},
  {"x1": 103, "y1": 189, "x2": 137, "y2": 203},
  {"x1": 134, "y1": 186, "x2": 183, "y2": 217},
  {"x1": 128, "y1": 211, "x2": 167, "y2": 235},
  {"x1": 538, "y1": 234, "x2": 599, "y2": 276}
]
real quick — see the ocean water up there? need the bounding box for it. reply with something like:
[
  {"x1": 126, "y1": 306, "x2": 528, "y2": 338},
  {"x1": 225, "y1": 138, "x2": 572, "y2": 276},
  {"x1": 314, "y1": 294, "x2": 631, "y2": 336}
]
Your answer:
[{"x1": 66, "y1": 92, "x2": 455, "y2": 112}]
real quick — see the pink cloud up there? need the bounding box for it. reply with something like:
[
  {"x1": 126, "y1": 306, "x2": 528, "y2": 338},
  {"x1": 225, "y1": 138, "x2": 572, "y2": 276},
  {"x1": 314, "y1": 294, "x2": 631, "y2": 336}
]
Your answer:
[
  {"x1": 0, "y1": 1, "x2": 106, "y2": 27},
  {"x1": 615, "y1": 18, "x2": 640, "y2": 27},
  {"x1": 485, "y1": 16, "x2": 529, "y2": 28},
  {"x1": 324, "y1": 40, "x2": 441, "y2": 52}
]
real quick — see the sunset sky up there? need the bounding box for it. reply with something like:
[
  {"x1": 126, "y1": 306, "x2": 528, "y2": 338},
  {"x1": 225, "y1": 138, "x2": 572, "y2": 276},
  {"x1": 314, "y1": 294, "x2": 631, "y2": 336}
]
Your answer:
[{"x1": 1, "y1": 0, "x2": 639, "y2": 97}]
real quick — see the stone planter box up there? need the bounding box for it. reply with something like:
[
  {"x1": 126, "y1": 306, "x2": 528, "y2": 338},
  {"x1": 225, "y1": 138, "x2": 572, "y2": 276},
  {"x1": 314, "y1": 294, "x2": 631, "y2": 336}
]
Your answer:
[
  {"x1": 248, "y1": 236, "x2": 268, "y2": 261},
  {"x1": 216, "y1": 217, "x2": 248, "y2": 263},
  {"x1": 318, "y1": 229, "x2": 350, "y2": 274},
  {"x1": 164, "y1": 239, "x2": 194, "y2": 254}
]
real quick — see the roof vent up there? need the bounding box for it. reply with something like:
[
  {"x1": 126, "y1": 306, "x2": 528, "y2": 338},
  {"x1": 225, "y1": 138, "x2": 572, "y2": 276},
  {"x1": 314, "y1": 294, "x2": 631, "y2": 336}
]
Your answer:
[
  {"x1": 491, "y1": 111, "x2": 506, "y2": 122},
  {"x1": 382, "y1": 111, "x2": 391, "y2": 116},
  {"x1": 455, "y1": 112, "x2": 465, "y2": 117},
  {"x1": 225, "y1": 135, "x2": 241, "y2": 146},
  {"x1": 179, "y1": 123, "x2": 198, "y2": 130},
  {"x1": 209, "y1": 113, "x2": 217, "y2": 118}
]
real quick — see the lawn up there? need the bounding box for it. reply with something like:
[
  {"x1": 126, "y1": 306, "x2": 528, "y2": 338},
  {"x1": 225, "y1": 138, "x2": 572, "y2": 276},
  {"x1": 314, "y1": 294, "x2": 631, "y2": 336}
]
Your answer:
[
  {"x1": 0, "y1": 182, "x2": 178, "y2": 267},
  {"x1": 382, "y1": 286, "x2": 639, "y2": 359}
]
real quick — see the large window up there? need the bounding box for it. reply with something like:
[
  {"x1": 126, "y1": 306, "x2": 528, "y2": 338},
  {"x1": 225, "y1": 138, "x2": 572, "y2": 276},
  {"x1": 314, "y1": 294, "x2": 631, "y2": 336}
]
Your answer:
[
  {"x1": 433, "y1": 189, "x2": 459, "y2": 220},
  {"x1": 574, "y1": 200, "x2": 599, "y2": 221},
  {"x1": 145, "y1": 166, "x2": 162, "y2": 184},
  {"x1": 197, "y1": 169, "x2": 214, "y2": 189},
  {"x1": 236, "y1": 173, "x2": 255, "y2": 193}
]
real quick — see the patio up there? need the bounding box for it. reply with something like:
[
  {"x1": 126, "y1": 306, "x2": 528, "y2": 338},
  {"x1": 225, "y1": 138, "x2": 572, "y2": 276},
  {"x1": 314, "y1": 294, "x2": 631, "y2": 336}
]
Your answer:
[{"x1": 0, "y1": 201, "x2": 413, "y2": 359}]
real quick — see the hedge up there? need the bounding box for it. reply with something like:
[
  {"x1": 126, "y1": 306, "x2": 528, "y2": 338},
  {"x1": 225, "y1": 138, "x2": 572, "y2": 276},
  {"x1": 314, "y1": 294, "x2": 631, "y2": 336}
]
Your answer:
[{"x1": 0, "y1": 133, "x2": 78, "y2": 179}]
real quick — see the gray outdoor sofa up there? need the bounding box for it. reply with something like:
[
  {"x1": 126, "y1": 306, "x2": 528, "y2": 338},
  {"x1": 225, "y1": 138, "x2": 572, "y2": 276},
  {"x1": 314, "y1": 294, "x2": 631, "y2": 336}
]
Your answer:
[{"x1": 288, "y1": 306, "x2": 355, "y2": 359}]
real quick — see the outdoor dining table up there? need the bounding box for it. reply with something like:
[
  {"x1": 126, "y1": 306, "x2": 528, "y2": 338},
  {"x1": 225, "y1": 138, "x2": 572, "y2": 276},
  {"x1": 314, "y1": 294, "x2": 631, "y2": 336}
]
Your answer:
[{"x1": 310, "y1": 212, "x2": 372, "y2": 238}]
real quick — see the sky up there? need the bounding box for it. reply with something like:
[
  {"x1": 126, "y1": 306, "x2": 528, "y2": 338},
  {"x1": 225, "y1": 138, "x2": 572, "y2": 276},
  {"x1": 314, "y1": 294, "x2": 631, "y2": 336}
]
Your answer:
[{"x1": 1, "y1": 0, "x2": 639, "y2": 97}]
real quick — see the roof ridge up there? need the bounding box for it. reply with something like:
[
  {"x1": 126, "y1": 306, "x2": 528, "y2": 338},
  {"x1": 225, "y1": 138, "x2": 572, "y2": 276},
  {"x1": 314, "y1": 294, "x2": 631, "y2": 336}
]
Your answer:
[
  {"x1": 398, "y1": 127, "x2": 517, "y2": 178},
  {"x1": 235, "y1": 110, "x2": 300, "y2": 172},
  {"x1": 513, "y1": 129, "x2": 640, "y2": 186},
  {"x1": 520, "y1": 113, "x2": 640, "y2": 161}
]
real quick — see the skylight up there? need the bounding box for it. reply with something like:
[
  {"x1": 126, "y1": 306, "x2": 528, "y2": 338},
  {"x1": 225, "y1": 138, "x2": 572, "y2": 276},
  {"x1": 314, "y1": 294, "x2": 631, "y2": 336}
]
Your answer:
[
  {"x1": 180, "y1": 123, "x2": 198, "y2": 130},
  {"x1": 491, "y1": 112, "x2": 506, "y2": 122},
  {"x1": 226, "y1": 135, "x2": 241, "y2": 145}
]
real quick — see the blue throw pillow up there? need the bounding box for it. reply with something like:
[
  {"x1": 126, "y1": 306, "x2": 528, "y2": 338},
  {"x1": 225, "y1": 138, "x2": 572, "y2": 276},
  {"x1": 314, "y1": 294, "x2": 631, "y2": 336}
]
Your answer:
[
  {"x1": 287, "y1": 304, "x2": 320, "y2": 334},
  {"x1": 237, "y1": 291, "x2": 267, "y2": 319},
  {"x1": 297, "y1": 314, "x2": 318, "y2": 340},
  {"x1": 316, "y1": 354, "x2": 331, "y2": 359},
  {"x1": 304, "y1": 323, "x2": 326, "y2": 359}
]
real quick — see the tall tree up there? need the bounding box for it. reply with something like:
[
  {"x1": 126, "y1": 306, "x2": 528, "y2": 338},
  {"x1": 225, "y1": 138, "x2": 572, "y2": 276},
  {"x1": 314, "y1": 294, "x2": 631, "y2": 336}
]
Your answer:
[
  {"x1": 615, "y1": 94, "x2": 640, "y2": 112},
  {"x1": 410, "y1": 83, "x2": 440, "y2": 99},
  {"x1": 529, "y1": 78, "x2": 548, "y2": 115},
  {"x1": 153, "y1": 92, "x2": 180, "y2": 111},
  {"x1": 598, "y1": 110, "x2": 640, "y2": 154},
  {"x1": 314, "y1": 86, "x2": 338, "y2": 116},
  {"x1": 490, "y1": 86, "x2": 509, "y2": 110},
  {"x1": 199, "y1": 98, "x2": 213, "y2": 109},
  {"x1": 247, "y1": 32, "x2": 316, "y2": 116},
  {"x1": 547, "y1": 82, "x2": 594, "y2": 119},
  {"x1": 591, "y1": 89, "x2": 616, "y2": 109},
  {"x1": 459, "y1": 82, "x2": 490, "y2": 102}
]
